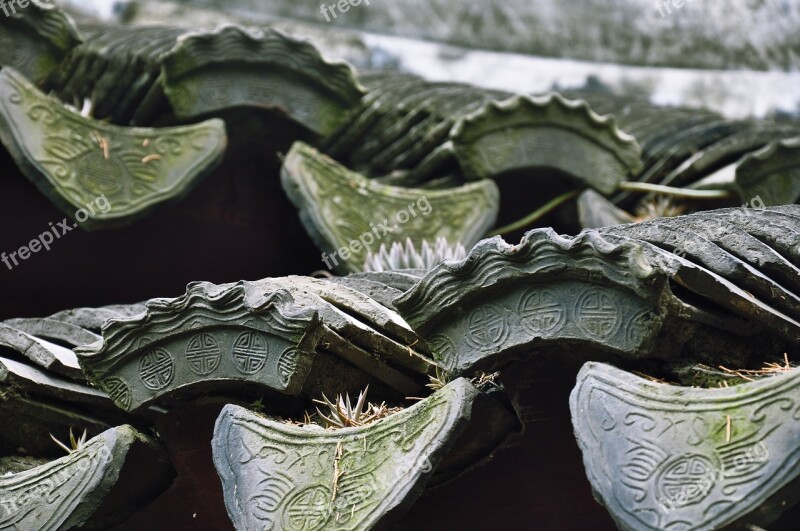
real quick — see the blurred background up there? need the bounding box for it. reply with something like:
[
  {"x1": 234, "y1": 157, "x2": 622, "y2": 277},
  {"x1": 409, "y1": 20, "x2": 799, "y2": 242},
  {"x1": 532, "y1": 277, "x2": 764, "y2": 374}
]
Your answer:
[{"x1": 64, "y1": 0, "x2": 800, "y2": 118}]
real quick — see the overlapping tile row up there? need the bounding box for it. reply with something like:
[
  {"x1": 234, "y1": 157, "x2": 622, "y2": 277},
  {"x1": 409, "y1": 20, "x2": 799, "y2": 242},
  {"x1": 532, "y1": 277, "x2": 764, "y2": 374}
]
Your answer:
[
  {"x1": 319, "y1": 74, "x2": 800, "y2": 219},
  {"x1": 0, "y1": 321, "x2": 84, "y2": 379},
  {"x1": 564, "y1": 89, "x2": 800, "y2": 212},
  {"x1": 251, "y1": 275, "x2": 436, "y2": 396},
  {"x1": 0, "y1": 303, "x2": 166, "y2": 456},
  {"x1": 322, "y1": 71, "x2": 506, "y2": 185},
  {"x1": 451, "y1": 93, "x2": 643, "y2": 193},
  {"x1": 395, "y1": 205, "x2": 800, "y2": 377},
  {"x1": 75, "y1": 280, "x2": 325, "y2": 411},
  {"x1": 5, "y1": 3, "x2": 797, "y2": 245},
  {"x1": 599, "y1": 206, "x2": 800, "y2": 345},
  {"x1": 161, "y1": 25, "x2": 366, "y2": 137},
  {"x1": 0, "y1": 7, "x2": 373, "y2": 233},
  {"x1": 322, "y1": 71, "x2": 644, "y2": 194},
  {"x1": 76, "y1": 276, "x2": 439, "y2": 411},
  {"x1": 0, "y1": 0, "x2": 82, "y2": 86},
  {"x1": 394, "y1": 227, "x2": 675, "y2": 376},
  {"x1": 48, "y1": 24, "x2": 186, "y2": 124},
  {"x1": 47, "y1": 22, "x2": 367, "y2": 132}
]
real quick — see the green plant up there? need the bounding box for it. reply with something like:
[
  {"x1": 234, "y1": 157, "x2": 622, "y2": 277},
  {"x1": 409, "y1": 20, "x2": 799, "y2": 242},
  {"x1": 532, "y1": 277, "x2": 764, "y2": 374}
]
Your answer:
[
  {"x1": 313, "y1": 386, "x2": 389, "y2": 428},
  {"x1": 471, "y1": 371, "x2": 500, "y2": 388},
  {"x1": 426, "y1": 366, "x2": 451, "y2": 391},
  {"x1": 635, "y1": 195, "x2": 687, "y2": 221},
  {"x1": 364, "y1": 237, "x2": 466, "y2": 272},
  {"x1": 50, "y1": 427, "x2": 88, "y2": 455},
  {"x1": 249, "y1": 396, "x2": 267, "y2": 414}
]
